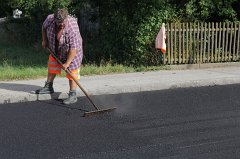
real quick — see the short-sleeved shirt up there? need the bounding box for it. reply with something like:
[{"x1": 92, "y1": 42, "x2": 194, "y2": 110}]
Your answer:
[{"x1": 43, "y1": 14, "x2": 83, "y2": 70}]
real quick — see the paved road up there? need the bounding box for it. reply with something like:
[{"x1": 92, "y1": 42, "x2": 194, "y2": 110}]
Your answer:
[{"x1": 1, "y1": 84, "x2": 240, "y2": 159}]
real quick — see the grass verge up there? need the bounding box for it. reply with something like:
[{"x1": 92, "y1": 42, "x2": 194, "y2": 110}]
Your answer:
[{"x1": 0, "y1": 42, "x2": 168, "y2": 81}]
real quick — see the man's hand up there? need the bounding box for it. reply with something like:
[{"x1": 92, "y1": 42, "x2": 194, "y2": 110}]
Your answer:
[
  {"x1": 62, "y1": 63, "x2": 70, "y2": 70},
  {"x1": 62, "y1": 49, "x2": 77, "y2": 70},
  {"x1": 42, "y1": 40, "x2": 47, "y2": 48}
]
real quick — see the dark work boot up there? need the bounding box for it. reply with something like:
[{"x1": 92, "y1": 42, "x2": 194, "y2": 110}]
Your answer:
[
  {"x1": 63, "y1": 90, "x2": 77, "y2": 105},
  {"x1": 35, "y1": 81, "x2": 54, "y2": 94}
]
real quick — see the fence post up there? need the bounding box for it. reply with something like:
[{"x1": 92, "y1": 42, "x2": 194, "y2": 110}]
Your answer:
[
  {"x1": 200, "y1": 22, "x2": 203, "y2": 63},
  {"x1": 189, "y1": 23, "x2": 193, "y2": 63},
  {"x1": 229, "y1": 22, "x2": 233, "y2": 61},
  {"x1": 203, "y1": 23, "x2": 207, "y2": 63},
  {"x1": 182, "y1": 23, "x2": 185, "y2": 63},
  {"x1": 237, "y1": 22, "x2": 240, "y2": 60},
  {"x1": 211, "y1": 22, "x2": 214, "y2": 62},
  {"x1": 174, "y1": 23, "x2": 177, "y2": 64},
  {"x1": 218, "y1": 22, "x2": 222, "y2": 62},
  {"x1": 215, "y1": 22, "x2": 218, "y2": 62},
  {"x1": 170, "y1": 23, "x2": 173, "y2": 64},
  {"x1": 186, "y1": 23, "x2": 189, "y2": 63},
  {"x1": 233, "y1": 23, "x2": 237, "y2": 60},
  {"x1": 167, "y1": 23, "x2": 170, "y2": 64},
  {"x1": 225, "y1": 22, "x2": 230, "y2": 61},
  {"x1": 222, "y1": 22, "x2": 226, "y2": 61}
]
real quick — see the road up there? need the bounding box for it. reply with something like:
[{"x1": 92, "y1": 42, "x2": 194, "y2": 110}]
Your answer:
[{"x1": 0, "y1": 84, "x2": 240, "y2": 159}]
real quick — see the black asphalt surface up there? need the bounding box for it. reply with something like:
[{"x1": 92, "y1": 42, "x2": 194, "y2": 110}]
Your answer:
[{"x1": 1, "y1": 84, "x2": 240, "y2": 159}]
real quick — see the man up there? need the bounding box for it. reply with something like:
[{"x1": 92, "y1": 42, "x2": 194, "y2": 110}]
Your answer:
[{"x1": 35, "y1": 8, "x2": 83, "y2": 105}]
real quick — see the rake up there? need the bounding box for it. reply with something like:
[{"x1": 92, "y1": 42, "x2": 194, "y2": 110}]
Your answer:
[{"x1": 46, "y1": 47, "x2": 116, "y2": 117}]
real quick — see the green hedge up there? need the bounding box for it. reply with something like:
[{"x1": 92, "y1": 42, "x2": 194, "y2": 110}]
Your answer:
[{"x1": 1, "y1": 0, "x2": 239, "y2": 66}]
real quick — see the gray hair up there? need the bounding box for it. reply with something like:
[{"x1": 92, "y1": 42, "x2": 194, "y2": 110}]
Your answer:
[{"x1": 54, "y1": 8, "x2": 68, "y2": 23}]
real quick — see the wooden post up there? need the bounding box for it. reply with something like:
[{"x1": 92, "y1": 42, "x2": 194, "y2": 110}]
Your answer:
[
  {"x1": 222, "y1": 22, "x2": 226, "y2": 61},
  {"x1": 197, "y1": 22, "x2": 200, "y2": 63},
  {"x1": 229, "y1": 22, "x2": 233, "y2": 61},
  {"x1": 170, "y1": 23, "x2": 174, "y2": 64},
  {"x1": 233, "y1": 23, "x2": 237, "y2": 61},
  {"x1": 174, "y1": 23, "x2": 177, "y2": 64},
  {"x1": 218, "y1": 22, "x2": 222, "y2": 62},
  {"x1": 190, "y1": 23, "x2": 193, "y2": 63},
  {"x1": 182, "y1": 23, "x2": 185, "y2": 63},
  {"x1": 200, "y1": 22, "x2": 203, "y2": 63},
  {"x1": 237, "y1": 22, "x2": 240, "y2": 60},
  {"x1": 215, "y1": 23, "x2": 218, "y2": 62},
  {"x1": 167, "y1": 24, "x2": 170, "y2": 64},
  {"x1": 225, "y1": 22, "x2": 229, "y2": 61},
  {"x1": 207, "y1": 22, "x2": 211, "y2": 62},
  {"x1": 186, "y1": 23, "x2": 189, "y2": 63},
  {"x1": 211, "y1": 22, "x2": 214, "y2": 62},
  {"x1": 203, "y1": 23, "x2": 207, "y2": 63},
  {"x1": 179, "y1": 23, "x2": 182, "y2": 64}
]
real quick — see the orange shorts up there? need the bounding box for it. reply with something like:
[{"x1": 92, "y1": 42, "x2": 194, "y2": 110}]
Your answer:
[{"x1": 48, "y1": 55, "x2": 80, "y2": 80}]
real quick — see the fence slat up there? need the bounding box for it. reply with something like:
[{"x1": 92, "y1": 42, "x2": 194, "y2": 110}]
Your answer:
[
  {"x1": 182, "y1": 23, "x2": 185, "y2": 63},
  {"x1": 200, "y1": 23, "x2": 203, "y2": 63},
  {"x1": 167, "y1": 24, "x2": 170, "y2": 64},
  {"x1": 170, "y1": 23, "x2": 173, "y2": 64},
  {"x1": 174, "y1": 23, "x2": 177, "y2": 64},
  {"x1": 207, "y1": 23, "x2": 211, "y2": 62},
  {"x1": 193, "y1": 23, "x2": 196, "y2": 63},
  {"x1": 203, "y1": 23, "x2": 207, "y2": 63},
  {"x1": 211, "y1": 22, "x2": 214, "y2": 62},
  {"x1": 179, "y1": 23, "x2": 182, "y2": 63},
  {"x1": 189, "y1": 23, "x2": 193, "y2": 63},
  {"x1": 225, "y1": 22, "x2": 229, "y2": 61},
  {"x1": 214, "y1": 23, "x2": 218, "y2": 62},
  {"x1": 237, "y1": 22, "x2": 240, "y2": 60},
  {"x1": 218, "y1": 22, "x2": 222, "y2": 62},
  {"x1": 186, "y1": 23, "x2": 189, "y2": 63},
  {"x1": 197, "y1": 23, "x2": 200, "y2": 63},
  {"x1": 233, "y1": 23, "x2": 237, "y2": 60},
  {"x1": 222, "y1": 22, "x2": 226, "y2": 61},
  {"x1": 229, "y1": 22, "x2": 233, "y2": 61}
]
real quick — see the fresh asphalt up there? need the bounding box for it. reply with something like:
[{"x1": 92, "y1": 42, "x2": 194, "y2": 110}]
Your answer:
[{"x1": 1, "y1": 83, "x2": 240, "y2": 159}]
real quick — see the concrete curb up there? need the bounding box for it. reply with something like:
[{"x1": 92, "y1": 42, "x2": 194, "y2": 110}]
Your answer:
[
  {"x1": 0, "y1": 65, "x2": 239, "y2": 104},
  {"x1": 169, "y1": 62, "x2": 240, "y2": 70}
]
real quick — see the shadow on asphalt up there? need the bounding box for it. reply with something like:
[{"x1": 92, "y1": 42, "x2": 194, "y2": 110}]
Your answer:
[
  {"x1": 0, "y1": 83, "x2": 42, "y2": 92},
  {"x1": 38, "y1": 98, "x2": 90, "y2": 117}
]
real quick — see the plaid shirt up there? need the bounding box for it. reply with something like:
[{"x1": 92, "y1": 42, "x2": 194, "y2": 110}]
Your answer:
[{"x1": 43, "y1": 14, "x2": 83, "y2": 70}]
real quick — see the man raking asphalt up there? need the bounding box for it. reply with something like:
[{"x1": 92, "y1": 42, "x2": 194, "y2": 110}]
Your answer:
[{"x1": 35, "y1": 8, "x2": 116, "y2": 116}]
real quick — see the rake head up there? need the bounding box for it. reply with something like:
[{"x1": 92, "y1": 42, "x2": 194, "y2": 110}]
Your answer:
[{"x1": 84, "y1": 107, "x2": 117, "y2": 117}]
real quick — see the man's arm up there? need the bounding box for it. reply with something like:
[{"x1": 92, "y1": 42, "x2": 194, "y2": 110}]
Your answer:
[
  {"x1": 62, "y1": 49, "x2": 77, "y2": 70},
  {"x1": 42, "y1": 26, "x2": 48, "y2": 48}
]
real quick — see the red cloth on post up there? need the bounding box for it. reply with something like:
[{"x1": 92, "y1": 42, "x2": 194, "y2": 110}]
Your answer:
[{"x1": 155, "y1": 23, "x2": 166, "y2": 53}]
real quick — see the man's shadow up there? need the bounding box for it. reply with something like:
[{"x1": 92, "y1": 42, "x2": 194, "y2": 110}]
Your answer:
[
  {"x1": 0, "y1": 82, "x2": 61, "y2": 99},
  {"x1": 0, "y1": 83, "x2": 89, "y2": 115},
  {"x1": 0, "y1": 82, "x2": 66, "y2": 106},
  {"x1": 0, "y1": 82, "x2": 41, "y2": 92}
]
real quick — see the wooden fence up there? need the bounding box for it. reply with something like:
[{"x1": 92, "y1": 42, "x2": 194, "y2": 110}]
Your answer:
[{"x1": 164, "y1": 22, "x2": 240, "y2": 64}]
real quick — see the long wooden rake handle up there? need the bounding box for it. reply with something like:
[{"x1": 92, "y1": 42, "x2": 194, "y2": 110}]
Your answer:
[{"x1": 46, "y1": 47, "x2": 100, "y2": 110}]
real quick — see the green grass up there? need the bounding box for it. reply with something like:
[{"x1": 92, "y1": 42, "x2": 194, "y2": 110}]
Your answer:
[{"x1": 0, "y1": 41, "x2": 168, "y2": 81}]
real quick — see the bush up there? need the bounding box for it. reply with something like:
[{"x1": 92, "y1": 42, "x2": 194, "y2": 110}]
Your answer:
[
  {"x1": 94, "y1": 1, "x2": 177, "y2": 66},
  {"x1": 3, "y1": 17, "x2": 42, "y2": 44},
  {"x1": 2, "y1": 0, "x2": 239, "y2": 66}
]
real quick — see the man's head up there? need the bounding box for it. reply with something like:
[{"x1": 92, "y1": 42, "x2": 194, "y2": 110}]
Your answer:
[{"x1": 54, "y1": 8, "x2": 68, "y2": 29}]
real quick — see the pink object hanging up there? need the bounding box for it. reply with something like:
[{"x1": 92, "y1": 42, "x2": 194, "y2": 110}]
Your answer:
[{"x1": 155, "y1": 23, "x2": 166, "y2": 53}]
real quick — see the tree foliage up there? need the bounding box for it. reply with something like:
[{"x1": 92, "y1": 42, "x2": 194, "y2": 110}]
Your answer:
[{"x1": 1, "y1": 0, "x2": 239, "y2": 65}]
